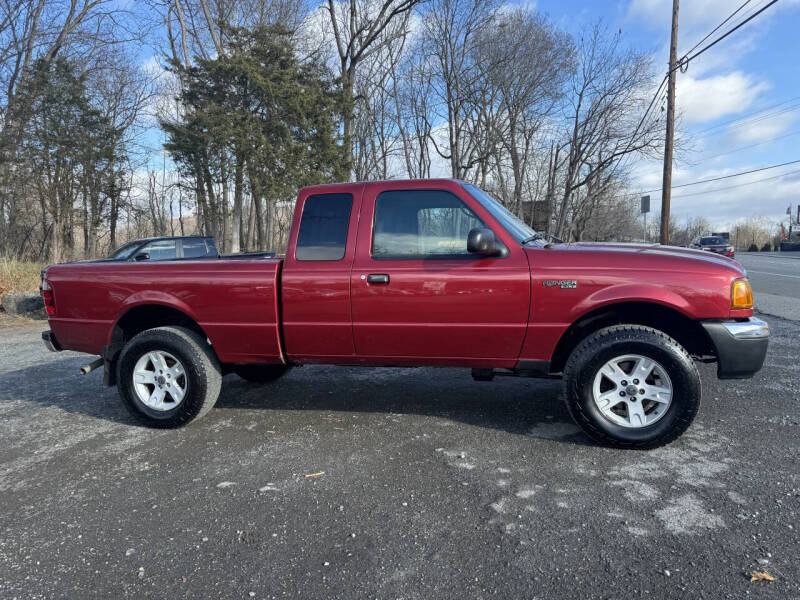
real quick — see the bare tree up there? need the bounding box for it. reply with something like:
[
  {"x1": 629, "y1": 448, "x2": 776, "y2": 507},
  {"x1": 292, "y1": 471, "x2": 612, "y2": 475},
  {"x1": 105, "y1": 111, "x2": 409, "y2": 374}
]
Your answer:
[
  {"x1": 155, "y1": 0, "x2": 310, "y2": 65},
  {"x1": 391, "y1": 48, "x2": 434, "y2": 178},
  {"x1": 0, "y1": 0, "x2": 134, "y2": 150},
  {"x1": 671, "y1": 215, "x2": 710, "y2": 247},
  {"x1": 323, "y1": 0, "x2": 421, "y2": 177},
  {"x1": 552, "y1": 24, "x2": 662, "y2": 240},
  {"x1": 421, "y1": 0, "x2": 497, "y2": 179},
  {"x1": 477, "y1": 10, "x2": 572, "y2": 213}
]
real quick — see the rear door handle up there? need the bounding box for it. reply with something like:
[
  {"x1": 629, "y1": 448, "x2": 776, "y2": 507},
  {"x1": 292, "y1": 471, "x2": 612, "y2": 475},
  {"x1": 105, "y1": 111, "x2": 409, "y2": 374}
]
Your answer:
[{"x1": 366, "y1": 273, "x2": 390, "y2": 284}]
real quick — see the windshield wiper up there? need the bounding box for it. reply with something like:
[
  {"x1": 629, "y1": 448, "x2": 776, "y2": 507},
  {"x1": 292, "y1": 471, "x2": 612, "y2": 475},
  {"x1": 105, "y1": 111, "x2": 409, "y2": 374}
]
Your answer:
[
  {"x1": 521, "y1": 233, "x2": 544, "y2": 245},
  {"x1": 522, "y1": 232, "x2": 562, "y2": 246}
]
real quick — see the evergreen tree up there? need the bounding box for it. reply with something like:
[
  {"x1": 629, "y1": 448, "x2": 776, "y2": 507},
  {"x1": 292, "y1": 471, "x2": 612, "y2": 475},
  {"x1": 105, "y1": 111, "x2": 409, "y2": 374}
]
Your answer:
[
  {"x1": 17, "y1": 57, "x2": 119, "y2": 262},
  {"x1": 162, "y1": 25, "x2": 342, "y2": 252}
]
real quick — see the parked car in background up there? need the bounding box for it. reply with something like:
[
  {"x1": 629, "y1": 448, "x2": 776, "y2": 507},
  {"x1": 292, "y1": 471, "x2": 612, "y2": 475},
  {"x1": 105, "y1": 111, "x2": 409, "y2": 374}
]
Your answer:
[
  {"x1": 105, "y1": 236, "x2": 275, "y2": 262},
  {"x1": 107, "y1": 236, "x2": 219, "y2": 262},
  {"x1": 690, "y1": 236, "x2": 735, "y2": 258}
]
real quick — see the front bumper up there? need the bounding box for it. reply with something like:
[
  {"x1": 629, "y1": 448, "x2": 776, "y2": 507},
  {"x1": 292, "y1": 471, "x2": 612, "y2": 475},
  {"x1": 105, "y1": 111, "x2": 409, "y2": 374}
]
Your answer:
[
  {"x1": 42, "y1": 330, "x2": 62, "y2": 352},
  {"x1": 701, "y1": 317, "x2": 769, "y2": 379},
  {"x1": 703, "y1": 247, "x2": 734, "y2": 257}
]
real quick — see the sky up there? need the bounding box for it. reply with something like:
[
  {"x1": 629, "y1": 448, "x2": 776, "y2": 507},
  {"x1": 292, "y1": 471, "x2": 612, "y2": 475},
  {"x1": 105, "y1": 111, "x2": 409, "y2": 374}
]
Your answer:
[
  {"x1": 530, "y1": 0, "x2": 800, "y2": 230},
  {"x1": 140, "y1": 0, "x2": 800, "y2": 231}
]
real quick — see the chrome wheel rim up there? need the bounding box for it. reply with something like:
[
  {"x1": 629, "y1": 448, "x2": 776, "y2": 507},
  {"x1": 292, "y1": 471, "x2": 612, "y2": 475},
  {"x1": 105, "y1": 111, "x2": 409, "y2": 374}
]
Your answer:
[
  {"x1": 592, "y1": 354, "x2": 672, "y2": 429},
  {"x1": 132, "y1": 351, "x2": 187, "y2": 411}
]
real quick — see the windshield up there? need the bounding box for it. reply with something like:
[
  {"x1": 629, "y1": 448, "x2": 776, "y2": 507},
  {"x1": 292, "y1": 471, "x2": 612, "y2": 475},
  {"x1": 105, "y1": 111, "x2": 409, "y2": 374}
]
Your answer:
[
  {"x1": 700, "y1": 237, "x2": 725, "y2": 245},
  {"x1": 461, "y1": 183, "x2": 537, "y2": 243},
  {"x1": 109, "y1": 240, "x2": 142, "y2": 260}
]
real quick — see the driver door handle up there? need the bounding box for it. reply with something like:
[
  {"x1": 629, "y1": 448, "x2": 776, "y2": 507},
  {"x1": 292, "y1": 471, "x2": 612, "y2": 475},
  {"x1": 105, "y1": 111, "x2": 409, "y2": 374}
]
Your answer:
[{"x1": 366, "y1": 273, "x2": 390, "y2": 284}]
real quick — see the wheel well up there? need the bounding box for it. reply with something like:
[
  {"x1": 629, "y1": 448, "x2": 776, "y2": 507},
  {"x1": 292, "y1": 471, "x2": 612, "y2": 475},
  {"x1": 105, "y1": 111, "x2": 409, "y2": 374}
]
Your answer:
[
  {"x1": 111, "y1": 305, "x2": 207, "y2": 346},
  {"x1": 549, "y1": 302, "x2": 715, "y2": 374}
]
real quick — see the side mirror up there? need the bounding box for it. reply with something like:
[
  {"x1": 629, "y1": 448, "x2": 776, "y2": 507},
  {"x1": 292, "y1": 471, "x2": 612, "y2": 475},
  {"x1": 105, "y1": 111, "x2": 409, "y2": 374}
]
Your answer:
[
  {"x1": 133, "y1": 252, "x2": 150, "y2": 262},
  {"x1": 467, "y1": 227, "x2": 501, "y2": 256}
]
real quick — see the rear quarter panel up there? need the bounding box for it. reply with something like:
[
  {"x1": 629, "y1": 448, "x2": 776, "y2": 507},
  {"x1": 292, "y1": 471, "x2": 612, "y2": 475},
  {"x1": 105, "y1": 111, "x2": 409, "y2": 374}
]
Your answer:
[{"x1": 45, "y1": 259, "x2": 284, "y2": 364}]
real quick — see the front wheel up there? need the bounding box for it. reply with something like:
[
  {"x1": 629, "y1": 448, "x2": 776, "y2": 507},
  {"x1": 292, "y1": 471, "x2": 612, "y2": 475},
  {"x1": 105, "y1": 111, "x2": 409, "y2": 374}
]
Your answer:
[
  {"x1": 562, "y1": 325, "x2": 700, "y2": 449},
  {"x1": 117, "y1": 326, "x2": 222, "y2": 428}
]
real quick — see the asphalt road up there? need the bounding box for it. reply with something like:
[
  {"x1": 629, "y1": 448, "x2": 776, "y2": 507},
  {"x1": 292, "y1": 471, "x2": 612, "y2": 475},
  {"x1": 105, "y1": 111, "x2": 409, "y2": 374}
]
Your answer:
[
  {"x1": 737, "y1": 252, "x2": 800, "y2": 297},
  {"x1": 736, "y1": 253, "x2": 800, "y2": 321},
  {"x1": 0, "y1": 314, "x2": 798, "y2": 599}
]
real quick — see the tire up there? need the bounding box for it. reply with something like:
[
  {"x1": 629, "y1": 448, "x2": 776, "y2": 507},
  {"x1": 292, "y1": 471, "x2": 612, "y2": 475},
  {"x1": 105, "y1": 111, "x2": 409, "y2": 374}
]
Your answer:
[
  {"x1": 562, "y1": 324, "x2": 700, "y2": 449},
  {"x1": 116, "y1": 326, "x2": 222, "y2": 428},
  {"x1": 234, "y1": 364, "x2": 291, "y2": 383}
]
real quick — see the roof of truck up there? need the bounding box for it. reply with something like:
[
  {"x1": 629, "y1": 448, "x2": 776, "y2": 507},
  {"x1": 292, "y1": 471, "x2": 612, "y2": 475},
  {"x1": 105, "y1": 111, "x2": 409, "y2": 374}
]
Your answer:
[{"x1": 300, "y1": 178, "x2": 464, "y2": 193}]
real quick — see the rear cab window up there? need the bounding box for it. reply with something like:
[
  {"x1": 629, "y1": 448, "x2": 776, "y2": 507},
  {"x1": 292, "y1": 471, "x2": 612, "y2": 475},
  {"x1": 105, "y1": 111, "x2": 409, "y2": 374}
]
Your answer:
[{"x1": 296, "y1": 193, "x2": 353, "y2": 261}]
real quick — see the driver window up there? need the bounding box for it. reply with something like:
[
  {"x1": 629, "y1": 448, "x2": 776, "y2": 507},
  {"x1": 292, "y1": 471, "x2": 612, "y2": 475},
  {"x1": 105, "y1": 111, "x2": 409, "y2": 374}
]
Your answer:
[{"x1": 372, "y1": 190, "x2": 487, "y2": 258}]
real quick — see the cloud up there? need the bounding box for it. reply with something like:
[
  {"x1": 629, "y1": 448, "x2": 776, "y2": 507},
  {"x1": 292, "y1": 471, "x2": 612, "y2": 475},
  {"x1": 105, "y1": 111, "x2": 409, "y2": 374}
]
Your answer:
[
  {"x1": 498, "y1": 0, "x2": 537, "y2": 16},
  {"x1": 675, "y1": 72, "x2": 768, "y2": 124},
  {"x1": 627, "y1": 0, "x2": 746, "y2": 31},
  {"x1": 727, "y1": 111, "x2": 798, "y2": 145},
  {"x1": 626, "y1": 0, "x2": 800, "y2": 33},
  {"x1": 631, "y1": 161, "x2": 692, "y2": 190},
  {"x1": 668, "y1": 168, "x2": 800, "y2": 228},
  {"x1": 140, "y1": 55, "x2": 167, "y2": 79},
  {"x1": 631, "y1": 160, "x2": 800, "y2": 228}
]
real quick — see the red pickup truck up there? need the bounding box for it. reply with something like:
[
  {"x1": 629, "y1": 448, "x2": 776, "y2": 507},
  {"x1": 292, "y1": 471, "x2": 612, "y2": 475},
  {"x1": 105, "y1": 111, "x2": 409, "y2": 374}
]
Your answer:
[{"x1": 41, "y1": 179, "x2": 769, "y2": 448}]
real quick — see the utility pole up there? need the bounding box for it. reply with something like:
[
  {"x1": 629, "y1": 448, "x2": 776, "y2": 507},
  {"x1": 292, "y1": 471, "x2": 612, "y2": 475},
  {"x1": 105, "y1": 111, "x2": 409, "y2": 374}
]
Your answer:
[{"x1": 660, "y1": 0, "x2": 679, "y2": 245}]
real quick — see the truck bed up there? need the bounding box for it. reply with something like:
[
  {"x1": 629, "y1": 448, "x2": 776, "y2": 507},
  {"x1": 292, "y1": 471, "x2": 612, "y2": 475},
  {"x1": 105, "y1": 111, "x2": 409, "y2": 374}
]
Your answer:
[{"x1": 45, "y1": 258, "x2": 285, "y2": 364}]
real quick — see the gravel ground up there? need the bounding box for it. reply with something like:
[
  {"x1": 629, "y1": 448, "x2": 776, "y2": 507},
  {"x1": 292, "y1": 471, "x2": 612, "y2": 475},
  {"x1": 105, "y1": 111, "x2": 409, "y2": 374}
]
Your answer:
[{"x1": 0, "y1": 315, "x2": 798, "y2": 599}]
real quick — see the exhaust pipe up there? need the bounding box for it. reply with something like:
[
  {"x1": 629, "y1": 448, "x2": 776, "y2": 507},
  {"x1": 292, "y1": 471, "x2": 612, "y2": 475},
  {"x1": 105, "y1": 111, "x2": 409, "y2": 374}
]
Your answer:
[{"x1": 80, "y1": 358, "x2": 104, "y2": 376}]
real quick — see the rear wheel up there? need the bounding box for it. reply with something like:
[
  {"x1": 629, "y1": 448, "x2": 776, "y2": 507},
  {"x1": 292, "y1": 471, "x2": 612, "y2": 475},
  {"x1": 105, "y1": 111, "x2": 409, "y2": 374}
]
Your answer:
[
  {"x1": 234, "y1": 364, "x2": 291, "y2": 383},
  {"x1": 117, "y1": 326, "x2": 221, "y2": 428},
  {"x1": 562, "y1": 325, "x2": 700, "y2": 449}
]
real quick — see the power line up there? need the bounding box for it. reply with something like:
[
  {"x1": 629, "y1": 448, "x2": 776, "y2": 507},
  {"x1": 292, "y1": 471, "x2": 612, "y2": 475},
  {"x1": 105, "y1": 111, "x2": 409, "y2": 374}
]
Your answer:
[
  {"x1": 669, "y1": 167, "x2": 800, "y2": 199},
  {"x1": 694, "y1": 96, "x2": 800, "y2": 137},
  {"x1": 657, "y1": 0, "x2": 771, "y2": 244},
  {"x1": 626, "y1": 75, "x2": 668, "y2": 150},
  {"x1": 634, "y1": 159, "x2": 800, "y2": 196},
  {"x1": 724, "y1": 0, "x2": 775, "y2": 31},
  {"x1": 680, "y1": 0, "x2": 753, "y2": 58},
  {"x1": 694, "y1": 129, "x2": 800, "y2": 162},
  {"x1": 674, "y1": 0, "x2": 780, "y2": 71},
  {"x1": 602, "y1": 1, "x2": 778, "y2": 205}
]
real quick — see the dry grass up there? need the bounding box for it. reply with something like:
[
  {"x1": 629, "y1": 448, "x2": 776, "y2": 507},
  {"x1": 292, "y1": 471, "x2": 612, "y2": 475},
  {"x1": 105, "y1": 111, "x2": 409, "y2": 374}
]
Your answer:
[{"x1": 0, "y1": 258, "x2": 44, "y2": 297}]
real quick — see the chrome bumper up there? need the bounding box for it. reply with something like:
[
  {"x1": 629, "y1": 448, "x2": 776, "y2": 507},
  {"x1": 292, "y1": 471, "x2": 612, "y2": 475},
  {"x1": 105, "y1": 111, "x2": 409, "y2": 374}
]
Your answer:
[{"x1": 721, "y1": 317, "x2": 770, "y2": 339}]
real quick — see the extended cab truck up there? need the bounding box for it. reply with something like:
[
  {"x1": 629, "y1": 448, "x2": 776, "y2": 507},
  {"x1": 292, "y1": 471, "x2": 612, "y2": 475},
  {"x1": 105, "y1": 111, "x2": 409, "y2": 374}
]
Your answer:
[{"x1": 40, "y1": 179, "x2": 769, "y2": 448}]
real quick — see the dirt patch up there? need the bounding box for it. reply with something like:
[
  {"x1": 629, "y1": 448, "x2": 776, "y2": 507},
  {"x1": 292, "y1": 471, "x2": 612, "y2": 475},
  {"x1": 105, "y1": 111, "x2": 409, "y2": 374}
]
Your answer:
[
  {"x1": 0, "y1": 312, "x2": 41, "y2": 329},
  {"x1": 0, "y1": 259, "x2": 44, "y2": 297}
]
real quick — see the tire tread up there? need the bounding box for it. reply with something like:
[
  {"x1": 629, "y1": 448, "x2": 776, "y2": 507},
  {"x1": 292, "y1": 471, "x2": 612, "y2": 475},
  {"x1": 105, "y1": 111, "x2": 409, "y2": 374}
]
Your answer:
[
  {"x1": 562, "y1": 324, "x2": 700, "y2": 449},
  {"x1": 117, "y1": 326, "x2": 221, "y2": 427}
]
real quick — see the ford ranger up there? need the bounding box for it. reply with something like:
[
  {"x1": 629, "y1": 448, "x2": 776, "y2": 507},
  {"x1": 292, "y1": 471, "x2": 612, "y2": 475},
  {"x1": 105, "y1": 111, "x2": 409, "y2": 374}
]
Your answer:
[{"x1": 40, "y1": 179, "x2": 769, "y2": 448}]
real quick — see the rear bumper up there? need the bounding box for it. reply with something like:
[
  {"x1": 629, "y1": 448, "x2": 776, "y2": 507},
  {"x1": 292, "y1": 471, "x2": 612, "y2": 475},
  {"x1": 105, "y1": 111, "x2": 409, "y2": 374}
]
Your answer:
[
  {"x1": 42, "y1": 330, "x2": 62, "y2": 352},
  {"x1": 701, "y1": 317, "x2": 769, "y2": 379}
]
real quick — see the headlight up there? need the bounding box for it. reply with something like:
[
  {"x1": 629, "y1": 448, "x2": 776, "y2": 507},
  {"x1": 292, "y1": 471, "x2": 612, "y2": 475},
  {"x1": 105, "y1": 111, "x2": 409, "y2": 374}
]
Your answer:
[{"x1": 731, "y1": 278, "x2": 753, "y2": 309}]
